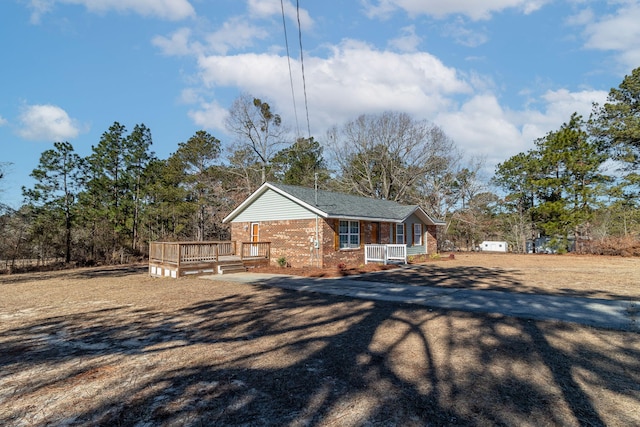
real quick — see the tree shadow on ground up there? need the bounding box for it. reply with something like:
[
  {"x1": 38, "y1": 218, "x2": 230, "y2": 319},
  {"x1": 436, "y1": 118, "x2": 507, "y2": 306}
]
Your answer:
[
  {"x1": 354, "y1": 264, "x2": 639, "y2": 301},
  {"x1": 1, "y1": 279, "x2": 639, "y2": 426},
  {"x1": 0, "y1": 264, "x2": 147, "y2": 285}
]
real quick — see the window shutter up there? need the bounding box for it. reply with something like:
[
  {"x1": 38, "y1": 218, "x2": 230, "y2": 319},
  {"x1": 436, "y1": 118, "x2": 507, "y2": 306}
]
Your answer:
[
  {"x1": 334, "y1": 219, "x2": 339, "y2": 251},
  {"x1": 360, "y1": 221, "x2": 364, "y2": 248}
]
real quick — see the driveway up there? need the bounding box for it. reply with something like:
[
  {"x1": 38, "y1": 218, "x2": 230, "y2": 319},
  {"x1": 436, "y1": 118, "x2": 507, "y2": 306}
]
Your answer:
[{"x1": 202, "y1": 270, "x2": 640, "y2": 332}]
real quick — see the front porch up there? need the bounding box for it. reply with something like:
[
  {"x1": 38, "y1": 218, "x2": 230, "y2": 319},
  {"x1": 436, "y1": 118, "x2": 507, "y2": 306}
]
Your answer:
[
  {"x1": 364, "y1": 244, "x2": 408, "y2": 265},
  {"x1": 149, "y1": 241, "x2": 270, "y2": 278}
]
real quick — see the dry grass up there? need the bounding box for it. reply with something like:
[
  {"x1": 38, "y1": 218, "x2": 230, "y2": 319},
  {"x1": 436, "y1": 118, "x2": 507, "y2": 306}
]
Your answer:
[{"x1": 1, "y1": 255, "x2": 639, "y2": 426}]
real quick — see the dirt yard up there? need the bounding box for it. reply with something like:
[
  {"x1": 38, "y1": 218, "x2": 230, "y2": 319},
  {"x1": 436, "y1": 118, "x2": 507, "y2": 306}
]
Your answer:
[{"x1": 1, "y1": 253, "x2": 639, "y2": 426}]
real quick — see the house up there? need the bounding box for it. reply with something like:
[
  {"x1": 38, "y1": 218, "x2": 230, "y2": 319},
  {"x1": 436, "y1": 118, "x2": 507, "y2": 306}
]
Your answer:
[{"x1": 222, "y1": 182, "x2": 445, "y2": 268}]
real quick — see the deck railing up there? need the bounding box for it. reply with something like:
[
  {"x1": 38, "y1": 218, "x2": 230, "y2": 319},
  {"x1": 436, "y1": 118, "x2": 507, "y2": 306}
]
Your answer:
[
  {"x1": 240, "y1": 242, "x2": 271, "y2": 260},
  {"x1": 149, "y1": 241, "x2": 237, "y2": 265},
  {"x1": 149, "y1": 241, "x2": 270, "y2": 278},
  {"x1": 364, "y1": 244, "x2": 407, "y2": 265}
]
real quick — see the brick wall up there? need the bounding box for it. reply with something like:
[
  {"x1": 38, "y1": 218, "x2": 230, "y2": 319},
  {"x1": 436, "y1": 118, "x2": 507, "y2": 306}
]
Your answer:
[
  {"x1": 427, "y1": 225, "x2": 438, "y2": 254},
  {"x1": 231, "y1": 219, "x2": 319, "y2": 268},
  {"x1": 231, "y1": 219, "x2": 440, "y2": 269},
  {"x1": 319, "y1": 219, "x2": 363, "y2": 268},
  {"x1": 231, "y1": 218, "x2": 369, "y2": 268}
]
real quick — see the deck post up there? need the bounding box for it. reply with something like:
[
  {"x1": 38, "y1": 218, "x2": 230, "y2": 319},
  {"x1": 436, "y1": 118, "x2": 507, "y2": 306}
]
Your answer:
[{"x1": 176, "y1": 243, "x2": 181, "y2": 276}]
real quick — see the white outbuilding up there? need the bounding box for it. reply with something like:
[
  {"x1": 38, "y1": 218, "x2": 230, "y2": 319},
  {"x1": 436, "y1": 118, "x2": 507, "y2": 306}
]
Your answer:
[{"x1": 480, "y1": 241, "x2": 508, "y2": 252}]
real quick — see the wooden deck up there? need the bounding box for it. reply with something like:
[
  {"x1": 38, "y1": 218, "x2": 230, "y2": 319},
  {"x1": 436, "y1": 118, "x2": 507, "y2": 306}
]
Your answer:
[{"x1": 149, "y1": 241, "x2": 270, "y2": 278}]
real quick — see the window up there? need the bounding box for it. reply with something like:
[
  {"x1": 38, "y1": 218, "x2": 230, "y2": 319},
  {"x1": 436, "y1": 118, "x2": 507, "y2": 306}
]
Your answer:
[
  {"x1": 413, "y1": 224, "x2": 422, "y2": 246},
  {"x1": 395, "y1": 224, "x2": 405, "y2": 244},
  {"x1": 339, "y1": 220, "x2": 360, "y2": 249}
]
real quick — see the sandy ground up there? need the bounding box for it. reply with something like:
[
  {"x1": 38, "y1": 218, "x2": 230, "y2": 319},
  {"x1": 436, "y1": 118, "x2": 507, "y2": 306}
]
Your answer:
[{"x1": 1, "y1": 253, "x2": 639, "y2": 426}]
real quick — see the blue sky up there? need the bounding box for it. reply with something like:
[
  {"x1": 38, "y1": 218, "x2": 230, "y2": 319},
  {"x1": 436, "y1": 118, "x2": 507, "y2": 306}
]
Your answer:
[{"x1": 1, "y1": 0, "x2": 639, "y2": 207}]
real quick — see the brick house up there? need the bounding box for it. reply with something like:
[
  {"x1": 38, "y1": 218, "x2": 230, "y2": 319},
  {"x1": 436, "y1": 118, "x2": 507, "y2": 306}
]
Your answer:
[{"x1": 223, "y1": 182, "x2": 445, "y2": 268}]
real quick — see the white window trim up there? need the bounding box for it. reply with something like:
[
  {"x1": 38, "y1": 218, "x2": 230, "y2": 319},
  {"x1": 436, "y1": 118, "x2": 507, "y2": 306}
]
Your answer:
[
  {"x1": 339, "y1": 220, "x2": 360, "y2": 249},
  {"x1": 413, "y1": 223, "x2": 422, "y2": 246},
  {"x1": 395, "y1": 223, "x2": 405, "y2": 244}
]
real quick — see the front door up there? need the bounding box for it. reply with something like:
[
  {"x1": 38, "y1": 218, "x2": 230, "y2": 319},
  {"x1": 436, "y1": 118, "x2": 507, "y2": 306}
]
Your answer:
[{"x1": 250, "y1": 223, "x2": 259, "y2": 256}]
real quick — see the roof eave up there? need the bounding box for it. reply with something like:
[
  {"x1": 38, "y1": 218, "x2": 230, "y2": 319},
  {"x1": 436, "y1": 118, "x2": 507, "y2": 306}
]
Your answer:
[
  {"x1": 400, "y1": 206, "x2": 445, "y2": 226},
  {"x1": 328, "y1": 215, "x2": 404, "y2": 223}
]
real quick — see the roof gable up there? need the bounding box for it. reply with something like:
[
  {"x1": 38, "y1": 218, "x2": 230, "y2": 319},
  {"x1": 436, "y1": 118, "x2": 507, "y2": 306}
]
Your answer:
[{"x1": 223, "y1": 182, "x2": 445, "y2": 225}]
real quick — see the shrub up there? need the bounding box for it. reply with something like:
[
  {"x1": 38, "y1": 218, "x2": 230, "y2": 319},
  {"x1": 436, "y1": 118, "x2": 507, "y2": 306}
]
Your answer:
[
  {"x1": 337, "y1": 262, "x2": 347, "y2": 270},
  {"x1": 276, "y1": 256, "x2": 287, "y2": 267},
  {"x1": 581, "y1": 236, "x2": 640, "y2": 257}
]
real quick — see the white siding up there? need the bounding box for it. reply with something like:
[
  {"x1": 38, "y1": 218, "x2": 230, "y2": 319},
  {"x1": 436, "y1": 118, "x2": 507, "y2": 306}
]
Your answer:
[
  {"x1": 481, "y1": 241, "x2": 508, "y2": 252},
  {"x1": 232, "y1": 188, "x2": 315, "y2": 222},
  {"x1": 404, "y1": 213, "x2": 427, "y2": 255}
]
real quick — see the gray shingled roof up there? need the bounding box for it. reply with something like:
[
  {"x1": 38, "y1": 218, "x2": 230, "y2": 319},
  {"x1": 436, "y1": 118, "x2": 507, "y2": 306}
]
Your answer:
[{"x1": 269, "y1": 182, "x2": 424, "y2": 222}]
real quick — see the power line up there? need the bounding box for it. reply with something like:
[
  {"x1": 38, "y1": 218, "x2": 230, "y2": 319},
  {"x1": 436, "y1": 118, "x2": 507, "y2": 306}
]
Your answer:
[
  {"x1": 296, "y1": 0, "x2": 311, "y2": 138},
  {"x1": 280, "y1": 0, "x2": 300, "y2": 138}
]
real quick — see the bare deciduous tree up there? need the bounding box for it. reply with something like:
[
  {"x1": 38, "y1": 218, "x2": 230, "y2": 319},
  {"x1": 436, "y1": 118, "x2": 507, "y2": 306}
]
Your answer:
[
  {"x1": 225, "y1": 94, "x2": 288, "y2": 185},
  {"x1": 327, "y1": 111, "x2": 456, "y2": 205}
]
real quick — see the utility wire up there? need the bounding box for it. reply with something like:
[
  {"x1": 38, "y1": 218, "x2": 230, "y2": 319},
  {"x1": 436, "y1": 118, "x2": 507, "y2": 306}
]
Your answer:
[
  {"x1": 280, "y1": 0, "x2": 300, "y2": 138},
  {"x1": 296, "y1": 0, "x2": 312, "y2": 138}
]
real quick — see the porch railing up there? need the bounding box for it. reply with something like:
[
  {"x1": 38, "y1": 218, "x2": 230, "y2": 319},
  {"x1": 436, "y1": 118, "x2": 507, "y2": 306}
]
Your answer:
[
  {"x1": 240, "y1": 242, "x2": 271, "y2": 260},
  {"x1": 364, "y1": 244, "x2": 407, "y2": 265}
]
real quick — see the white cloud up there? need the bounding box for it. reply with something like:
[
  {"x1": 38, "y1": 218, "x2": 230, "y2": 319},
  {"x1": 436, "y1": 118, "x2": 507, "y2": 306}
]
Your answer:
[
  {"x1": 179, "y1": 88, "x2": 203, "y2": 105},
  {"x1": 27, "y1": 0, "x2": 55, "y2": 24},
  {"x1": 28, "y1": 0, "x2": 195, "y2": 23},
  {"x1": 17, "y1": 104, "x2": 81, "y2": 141},
  {"x1": 247, "y1": 0, "x2": 313, "y2": 29},
  {"x1": 436, "y1": 94, "x2": 525, "y2": 167},
  {"x1": 204, "y1": 17, "x2": 270, "y2": 55},
  {"x1": 188, "y1": 101, "x2": 228, "y2": 131},
  {"x1": 189, "y1": 37, "x2": 607, "y2": 171},
  {"x1": 154, "y1": 17, "x2": 270, "y2": 57},
  {"x1": 565, "y1": 7, "x2": 593, "y2": 27},
  {"x1": 194, "y1": 40, "x2": 471, "y2": 132},
  {"x1": 443, "y1": 17, "x2": 489, "y2": 47},
  {"x1": 435, "y1": 88, "x2": 607, "y2": 172},
  {"x1": 178, "y1": 22, "x2": 606, "y2": 176},
  {"x1": 388, "y1": 25, "x2": 422, "y2": 52},
  {"x1": 153, "y1": 28, "x2": 202, "y2": 56},
  {"x1": 510, "y1": 89, "x2": 603, "y2": 146},
  {"x1": 578, "y1": 2, "x2": 640, "y2": 70},
  {"x1": 0, "y1": 115, "x2": 7, "y2": 127},
  {"x1": 364, "y1": 0, "x2": 550, "y2": 21}
]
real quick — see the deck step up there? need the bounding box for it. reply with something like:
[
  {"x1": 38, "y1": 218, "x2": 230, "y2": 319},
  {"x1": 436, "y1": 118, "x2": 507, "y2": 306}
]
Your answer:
[{"x1": 218, "y1": 263, "x2": 247, "y2": 274}]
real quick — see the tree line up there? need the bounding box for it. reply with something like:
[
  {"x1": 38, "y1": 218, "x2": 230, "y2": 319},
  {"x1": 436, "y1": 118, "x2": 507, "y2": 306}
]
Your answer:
[
  {"x1": 1, "y1": 68, "x2": 639, "y2": 270},
  {"x1": 493, "y1": 68, "x2": 640, "y2": 254}
]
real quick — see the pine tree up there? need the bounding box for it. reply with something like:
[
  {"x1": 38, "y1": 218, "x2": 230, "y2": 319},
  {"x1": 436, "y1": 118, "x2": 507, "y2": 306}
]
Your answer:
[
  {"x1": 167, "y1": 130, "x2": 222, "y2": 241},
  {"x1": 23, "y1": 141, "x2": 82, "y2": 263}
]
